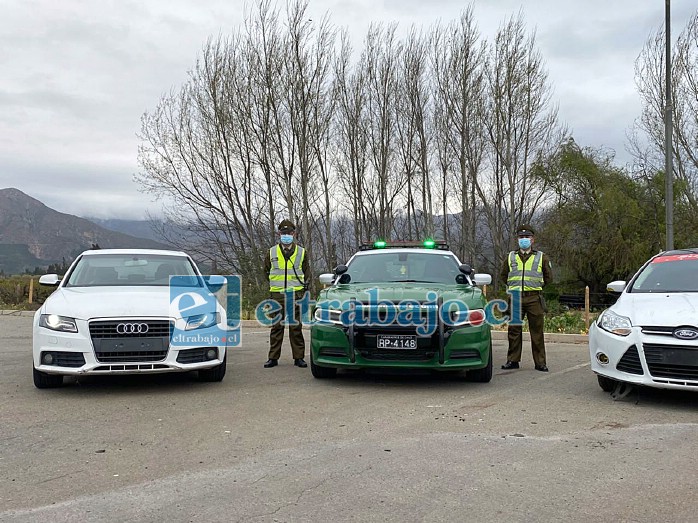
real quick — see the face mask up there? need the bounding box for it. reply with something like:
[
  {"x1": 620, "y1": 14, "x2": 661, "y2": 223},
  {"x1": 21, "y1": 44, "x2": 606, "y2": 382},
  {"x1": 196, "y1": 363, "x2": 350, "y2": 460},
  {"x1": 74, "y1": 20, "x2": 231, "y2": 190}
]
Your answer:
[
  {"x1": 280, "y1": 234, "x2": 294, "y2": 245},
  {"x1": 518, "y1": 237, "x2": 532, "y2": 250}
]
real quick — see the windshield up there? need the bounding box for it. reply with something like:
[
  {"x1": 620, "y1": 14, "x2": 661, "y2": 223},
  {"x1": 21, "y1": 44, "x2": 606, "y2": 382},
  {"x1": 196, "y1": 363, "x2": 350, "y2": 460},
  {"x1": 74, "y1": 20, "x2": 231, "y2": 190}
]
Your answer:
[
  {"x1": 346, "y1": 252, "x2": 461, "y2": 284},
  {"x1": 630, "y1": 254, "x2": 698, "y2": 293},
  {"x1": 64, "y1": 254, "x2": 200, "y2": 287}
]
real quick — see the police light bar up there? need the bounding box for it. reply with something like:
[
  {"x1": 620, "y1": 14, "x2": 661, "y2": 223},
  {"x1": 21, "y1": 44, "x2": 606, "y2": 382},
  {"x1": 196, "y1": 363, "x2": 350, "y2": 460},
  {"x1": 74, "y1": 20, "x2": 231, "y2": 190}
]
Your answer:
[{"x1": 359, "y1": 240, "x2": 450, "y2": 251}]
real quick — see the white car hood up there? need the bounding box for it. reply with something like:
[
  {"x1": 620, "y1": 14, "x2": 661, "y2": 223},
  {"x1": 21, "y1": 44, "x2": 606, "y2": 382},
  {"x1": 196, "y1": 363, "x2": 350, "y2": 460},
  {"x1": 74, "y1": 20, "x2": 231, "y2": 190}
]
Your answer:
[
  {"x1": 43, "y1": 287, "x2": 176, "y2": 320},
  {"x1": 614, "y1": 292, "x2": 698, "y2": 327}
]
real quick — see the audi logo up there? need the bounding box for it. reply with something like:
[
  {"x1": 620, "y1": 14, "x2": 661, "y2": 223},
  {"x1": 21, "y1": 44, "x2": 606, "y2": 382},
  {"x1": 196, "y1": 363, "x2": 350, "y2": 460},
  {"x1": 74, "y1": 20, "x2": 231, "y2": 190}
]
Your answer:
[{"x1": 116, "y1": 323, "x2": 149, "y2": 334}]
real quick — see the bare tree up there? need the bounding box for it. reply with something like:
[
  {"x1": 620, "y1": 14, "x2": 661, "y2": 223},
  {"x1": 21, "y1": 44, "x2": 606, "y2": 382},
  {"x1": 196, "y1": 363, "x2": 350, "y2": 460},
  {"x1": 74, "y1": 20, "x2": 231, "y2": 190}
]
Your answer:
[
  {"x1": 394, "y1": 27, "x2": 433, "y2": 239},
  {"x1": 431, "y1": 8, "x2": 487, "y2": 263},
  {"x1": 631, "y1": 12, "x2": 698, "y2": 213},
  {"x1": 136, "y1": 1, "x2": 567, "y2": 296},
  {"x1": 333, "y1": 30, "x2": 371, "y2": 245},
  {"x1": 477, "y1": 13, "x2": 563, "y2": 273},
  {"x1": 364, "y1": 23, "x2": 404, "y2": 239}
]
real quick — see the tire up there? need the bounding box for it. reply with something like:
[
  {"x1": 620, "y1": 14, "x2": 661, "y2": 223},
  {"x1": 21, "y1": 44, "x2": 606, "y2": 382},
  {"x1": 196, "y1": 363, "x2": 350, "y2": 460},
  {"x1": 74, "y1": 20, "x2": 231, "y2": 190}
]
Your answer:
[
  {"x1": 310, "y1": 353, "x2": 337, "y2": 379},
  {"x1": 465, "y1": 343, "x2": 493, "y2": 383},
  {"x1": 198, "y1": 354, "x2": 227, "y2": 382},
  {"x1": 597, "y1": 374, "x2": 616, "y2": 392},
  {"x1": 33, "y1": 367, "x2": 64, "y2": 389}
]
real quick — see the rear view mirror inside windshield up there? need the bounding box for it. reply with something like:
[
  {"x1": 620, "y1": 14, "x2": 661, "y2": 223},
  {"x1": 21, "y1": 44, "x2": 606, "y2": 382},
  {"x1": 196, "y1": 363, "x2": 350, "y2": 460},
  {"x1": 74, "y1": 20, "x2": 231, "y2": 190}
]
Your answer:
[{"x1": 125, "y1": 259, "x2": 149, "y2": 267}]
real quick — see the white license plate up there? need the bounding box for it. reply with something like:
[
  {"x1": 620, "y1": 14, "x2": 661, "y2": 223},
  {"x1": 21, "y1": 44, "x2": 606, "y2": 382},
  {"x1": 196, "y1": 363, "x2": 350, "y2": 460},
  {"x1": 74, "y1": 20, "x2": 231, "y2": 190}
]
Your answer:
[{"x1": 377, "y1": 335, "x2": 417, "y2": 349}]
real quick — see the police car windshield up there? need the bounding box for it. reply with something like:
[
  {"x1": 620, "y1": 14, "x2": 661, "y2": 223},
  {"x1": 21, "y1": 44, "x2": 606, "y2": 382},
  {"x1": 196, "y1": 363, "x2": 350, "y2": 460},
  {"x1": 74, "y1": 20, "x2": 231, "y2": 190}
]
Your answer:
[
  {"x1": 347, "y1": 252, "x2": 460, "y2": 284},
  {"x1": 630, "y1": 254, "x2": 698, "y2": 293},
  {"x1": 64, "y1": 254, "x2": 201, "y2": 287}
]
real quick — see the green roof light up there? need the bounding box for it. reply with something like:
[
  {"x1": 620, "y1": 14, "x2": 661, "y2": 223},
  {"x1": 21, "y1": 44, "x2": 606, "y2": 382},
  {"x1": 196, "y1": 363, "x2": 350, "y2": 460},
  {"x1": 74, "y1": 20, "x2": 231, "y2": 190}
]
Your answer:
[
  {"x1": 423, "y1": 239, "x2": 436, "y2": 248},
  {"x1": 373, "y1": 240, "x2": 387, "y2": 248}
]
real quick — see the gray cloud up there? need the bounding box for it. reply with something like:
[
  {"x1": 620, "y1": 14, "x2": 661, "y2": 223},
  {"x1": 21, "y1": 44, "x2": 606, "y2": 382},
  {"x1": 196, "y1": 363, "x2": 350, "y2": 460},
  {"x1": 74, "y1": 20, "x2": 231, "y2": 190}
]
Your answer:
[{"x1": 0, "y1": 0, "x2": 695, "y2": 218}]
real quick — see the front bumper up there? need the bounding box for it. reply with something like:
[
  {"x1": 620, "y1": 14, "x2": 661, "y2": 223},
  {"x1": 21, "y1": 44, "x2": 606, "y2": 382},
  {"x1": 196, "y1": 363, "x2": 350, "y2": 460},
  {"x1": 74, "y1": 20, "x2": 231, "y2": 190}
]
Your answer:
[
  {"x1": 33, "y1": 317, "x2": 227, "y2": 376},
  {"x1": 311, "y1": 323, "x2": 491, "y2": 370},
  {"x1": 589, "y1": 322, "x2": 698, "y2": 390}
]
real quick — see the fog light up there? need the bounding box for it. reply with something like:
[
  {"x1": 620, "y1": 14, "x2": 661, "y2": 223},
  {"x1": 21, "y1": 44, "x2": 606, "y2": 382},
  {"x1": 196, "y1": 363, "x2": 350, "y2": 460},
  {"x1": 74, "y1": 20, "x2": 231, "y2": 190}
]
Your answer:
[
  {"x1": 596, "y1": 352, "x2": 609, "y2": 365},
  {"x1": 42, "y1": 352, "x2": 54, "y2": 365},
  {"x1": 206, "y1": 349, "x2": 217, "y2": 360}
]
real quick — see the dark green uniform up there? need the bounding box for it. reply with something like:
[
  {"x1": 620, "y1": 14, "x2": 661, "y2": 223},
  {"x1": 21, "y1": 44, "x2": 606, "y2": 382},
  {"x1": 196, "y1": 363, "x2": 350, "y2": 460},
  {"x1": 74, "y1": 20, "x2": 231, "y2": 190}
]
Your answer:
[
  {"x1": 265, "y1": 243, "x2": 310, "y2": 360},
  {"x1": 500, "y1": 250, "x2": 553, "y2": 367}
]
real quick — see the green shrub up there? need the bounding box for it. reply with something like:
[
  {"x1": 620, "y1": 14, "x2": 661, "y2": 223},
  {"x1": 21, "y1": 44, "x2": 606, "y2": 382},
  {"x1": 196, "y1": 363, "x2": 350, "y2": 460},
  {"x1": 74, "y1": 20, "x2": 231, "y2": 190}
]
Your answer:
[{"x1": 0, "y1": 276, "x2": 54, "y2": 310}]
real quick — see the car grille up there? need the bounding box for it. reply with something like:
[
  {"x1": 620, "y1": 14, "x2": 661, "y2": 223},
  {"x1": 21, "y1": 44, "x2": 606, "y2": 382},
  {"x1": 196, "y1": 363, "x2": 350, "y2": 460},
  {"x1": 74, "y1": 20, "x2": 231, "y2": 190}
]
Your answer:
[
  {"x1": 93, "y1": 364, "x2": 170, "y2": 372},
  {"x1": 95, "y1": 351, "x2": 167, "y2": 363},
  {"x1": 616, "y1": 345, "x2": 643, "y2": 375},
  {"x1": 89, "y1": 320, "x2": 172, "y2": 338},
  {"x1": 89, "y1": 320, "x2": 171, "y2": 363},
  {"x1": 356, "y1": 348, "x2": 435, "y2": 361},
  {"x1": 643, "y1": 343, "x2": 698, "y2": 381},
  {"x1": 640, "y1": 326, "x2": 676, "y2": 336}
]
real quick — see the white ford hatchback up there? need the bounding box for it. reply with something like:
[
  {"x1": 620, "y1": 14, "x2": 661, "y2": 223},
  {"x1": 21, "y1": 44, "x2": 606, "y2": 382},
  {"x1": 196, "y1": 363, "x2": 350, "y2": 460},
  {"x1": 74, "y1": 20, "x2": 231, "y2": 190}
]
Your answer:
[{"x1": 589, "y1": 249, "x2": 698, "y2": 392}]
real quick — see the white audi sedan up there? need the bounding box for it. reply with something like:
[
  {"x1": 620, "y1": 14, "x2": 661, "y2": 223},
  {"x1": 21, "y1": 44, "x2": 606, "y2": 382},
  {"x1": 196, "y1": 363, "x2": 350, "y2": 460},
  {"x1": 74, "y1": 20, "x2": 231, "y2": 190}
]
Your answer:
[
  {"x1": 589, "y1": 249, "x2": 698, "y2": 392},
  {"x1": 33, "y1": 249, "x2": 229, "y2": 388}
]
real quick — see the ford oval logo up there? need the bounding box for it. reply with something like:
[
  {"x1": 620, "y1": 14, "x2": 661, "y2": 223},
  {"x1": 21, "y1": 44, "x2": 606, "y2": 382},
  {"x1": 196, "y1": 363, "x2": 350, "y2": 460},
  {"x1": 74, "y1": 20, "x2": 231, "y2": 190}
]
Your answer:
[{"x1": 673, "y1": 327, "x2": 698, "y2": 340}]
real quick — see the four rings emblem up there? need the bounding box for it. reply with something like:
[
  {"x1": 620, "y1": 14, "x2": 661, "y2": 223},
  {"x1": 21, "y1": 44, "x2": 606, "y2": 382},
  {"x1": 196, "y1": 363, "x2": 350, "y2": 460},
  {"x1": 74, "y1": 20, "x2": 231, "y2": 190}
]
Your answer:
[{"x1": 116, "y1": 323, "x2": 149, "y2": 335}]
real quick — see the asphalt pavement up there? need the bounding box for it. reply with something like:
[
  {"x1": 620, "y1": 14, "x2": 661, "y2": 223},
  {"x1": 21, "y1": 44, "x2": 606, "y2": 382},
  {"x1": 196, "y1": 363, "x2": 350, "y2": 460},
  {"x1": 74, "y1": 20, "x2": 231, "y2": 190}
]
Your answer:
[{"x1": 0, "y1": 314, "x2": 696, "y2": 522}]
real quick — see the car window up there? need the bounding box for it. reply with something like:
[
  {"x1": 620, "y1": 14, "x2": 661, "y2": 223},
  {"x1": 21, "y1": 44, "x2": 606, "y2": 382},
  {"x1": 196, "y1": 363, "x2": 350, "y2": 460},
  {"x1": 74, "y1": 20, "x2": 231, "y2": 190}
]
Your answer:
[
  {"x1": 64, "y1": 254, "x2": 200, "y2": 287},
  {"x1": 346, "y1": 252, "x2": 460, "y2": 284},
  {"x1": 630, "y1": 254, "x2": 698, "y2": 293}
]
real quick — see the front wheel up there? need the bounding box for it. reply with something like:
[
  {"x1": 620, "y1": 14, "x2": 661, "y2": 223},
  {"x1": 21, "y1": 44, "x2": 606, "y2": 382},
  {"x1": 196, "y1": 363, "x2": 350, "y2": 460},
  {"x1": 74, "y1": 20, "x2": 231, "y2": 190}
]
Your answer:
[
  {"x1": 310, "y1": 353, "x2": 337, "y2": 379},
  {"x1": 33, "y1": 367, "x2": 64, "y2": 389},
  {"x1": 465, "y1": 343, "x2": 493, "y2": 383},
  {"x1": 597, "y1": 374, "x2": 617, "y2": 392},
  {"x1": 198, "y1": 354, "x2": 227, "y2": 382}
]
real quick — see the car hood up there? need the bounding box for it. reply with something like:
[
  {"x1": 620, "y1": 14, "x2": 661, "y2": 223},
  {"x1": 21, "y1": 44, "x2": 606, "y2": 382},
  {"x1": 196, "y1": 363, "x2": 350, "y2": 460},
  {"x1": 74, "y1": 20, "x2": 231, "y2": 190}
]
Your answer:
[
  {"x1": 614, "y1": 292, "x2": 698, "y2": 327},
  {"x1": 318, "y1": 282, "x2": 484, "y2": 307},
  {"x1": 42, "y1": 286, "x2": 176, "y2": 320}
]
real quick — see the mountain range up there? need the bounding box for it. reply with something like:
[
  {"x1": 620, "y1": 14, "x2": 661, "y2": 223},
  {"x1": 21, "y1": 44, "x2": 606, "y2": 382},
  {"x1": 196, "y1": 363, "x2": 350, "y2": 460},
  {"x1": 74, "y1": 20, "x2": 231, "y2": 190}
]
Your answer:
[{"x1": 0, "y1": 188, "x2": 171, "y2": 274}]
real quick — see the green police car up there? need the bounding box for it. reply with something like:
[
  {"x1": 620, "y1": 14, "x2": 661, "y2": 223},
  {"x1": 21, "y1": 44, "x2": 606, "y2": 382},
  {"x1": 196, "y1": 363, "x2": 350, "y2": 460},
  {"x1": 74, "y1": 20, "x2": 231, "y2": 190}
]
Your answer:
[{"x1": 310, "y1": 241, "x2": 495, "y2": 381}]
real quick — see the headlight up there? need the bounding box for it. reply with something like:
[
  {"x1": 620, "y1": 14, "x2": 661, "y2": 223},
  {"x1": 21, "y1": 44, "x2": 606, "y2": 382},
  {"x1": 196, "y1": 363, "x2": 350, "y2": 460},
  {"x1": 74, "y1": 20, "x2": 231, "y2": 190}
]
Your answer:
[
  {"x1": 314, "y1": 308, "x2": 343, "y2": 325},
  {"x1": 598, "y1": 310, "x2": 632, "y2": 336},
  {"x1": 450, "y1": 308, "x2": 486, "y2": 327},
  {"x1": 39, "y1": 314, "x2": 78, "y2": 333},
  {"x1": 185, "y1": 312, "x2": 220, "y2": 330}
]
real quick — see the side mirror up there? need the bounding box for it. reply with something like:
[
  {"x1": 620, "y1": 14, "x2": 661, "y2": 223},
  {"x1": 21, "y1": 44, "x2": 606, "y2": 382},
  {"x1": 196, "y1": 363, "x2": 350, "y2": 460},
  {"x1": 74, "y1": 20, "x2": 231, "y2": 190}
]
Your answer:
[
  {"x1": 607, "y1": 281, "x2": 626, "y2": 293},
  {"x1": 459, "y1": 264, "x2": 472, "y2": 275},
  {"x1": 319, "y1": 273, "x2": 335, "y2": 285},
  {"x1": 473, "y1": 274, "x2": 492, "y2": 286},
  {"x1": 455, "y1": 274, "x2": 468, "y2": 284},
  {"x1": 39, "y1": 274, "x2": 61, "y2": 286},
  {"x1": 337, "y1": 273, "x2": 351, "y2": 284},
  {"x1": 205, "y1": 274, "x2": 227, "y2": 291},
  {"x1": 334, "y1": 264, "x2": 348, "y2": 275}
]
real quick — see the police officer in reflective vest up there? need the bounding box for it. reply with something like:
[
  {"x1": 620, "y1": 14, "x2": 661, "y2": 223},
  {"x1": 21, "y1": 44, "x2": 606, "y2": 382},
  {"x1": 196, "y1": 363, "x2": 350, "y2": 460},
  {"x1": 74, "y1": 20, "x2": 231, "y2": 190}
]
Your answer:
[
  {"x1": 500, "y1": 224, "x2": 553, "y2": 371},
  {"x1": 263, "y1": 219, "x2": 309, "y2": 368}
]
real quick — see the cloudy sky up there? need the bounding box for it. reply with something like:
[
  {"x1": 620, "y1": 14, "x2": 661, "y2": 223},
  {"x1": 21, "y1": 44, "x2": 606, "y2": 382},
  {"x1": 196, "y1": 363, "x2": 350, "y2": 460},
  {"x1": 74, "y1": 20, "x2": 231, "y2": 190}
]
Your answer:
[{"x1": 1, "y1": 0, "x2": 694, "y2": 219}]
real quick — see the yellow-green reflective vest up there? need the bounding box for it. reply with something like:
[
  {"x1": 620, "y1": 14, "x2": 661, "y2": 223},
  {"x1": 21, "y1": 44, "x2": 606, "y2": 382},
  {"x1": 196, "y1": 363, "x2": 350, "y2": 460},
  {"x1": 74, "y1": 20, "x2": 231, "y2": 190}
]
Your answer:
[
  {"x1": 507, "y1": 251, "x2": 544, "y2": 292},
  {"x1": 269, "y1": 245, "x2": 305, "y2": 292}
]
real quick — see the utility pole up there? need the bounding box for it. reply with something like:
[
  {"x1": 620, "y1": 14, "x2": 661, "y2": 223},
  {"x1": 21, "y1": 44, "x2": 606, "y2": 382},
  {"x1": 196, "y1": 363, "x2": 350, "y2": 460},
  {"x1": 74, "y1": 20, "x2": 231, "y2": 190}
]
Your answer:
[{"x1": 665, "y1": 0, "x2": 674, "y2": 250}]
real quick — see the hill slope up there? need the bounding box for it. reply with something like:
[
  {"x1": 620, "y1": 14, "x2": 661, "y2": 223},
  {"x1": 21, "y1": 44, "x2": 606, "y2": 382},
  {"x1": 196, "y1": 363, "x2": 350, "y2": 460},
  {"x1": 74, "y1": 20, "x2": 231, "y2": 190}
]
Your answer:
[{"x1": 0, "y1": 188, "x2": 170, "y2": 273}]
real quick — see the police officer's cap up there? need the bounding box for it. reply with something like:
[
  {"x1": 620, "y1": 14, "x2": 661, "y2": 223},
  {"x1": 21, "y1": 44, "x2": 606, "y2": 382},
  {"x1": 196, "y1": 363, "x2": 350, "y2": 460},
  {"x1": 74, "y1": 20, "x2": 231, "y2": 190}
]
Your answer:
[
  {"x1": 516, "y1": 224, "x2": 535, "y2": 237},
  {"x1": 278, "y1": 219, "x2": 296, "y2": 232}
]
